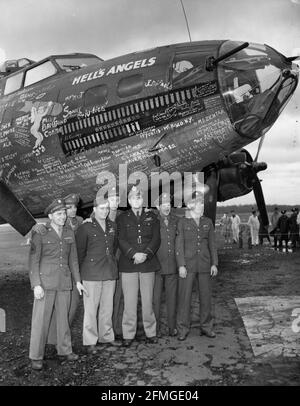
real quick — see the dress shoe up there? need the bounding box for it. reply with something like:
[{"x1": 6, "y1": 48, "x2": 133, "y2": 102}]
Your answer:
[
  {"x1": 168, "y1": 328, "x2": 178, "y2": 337},
  {"x1": 145, "y1": 336, "x2": 158, "y2": 344},
  {"x1": 200, "y1": 330, "x2": 216, "y2": 338},
  {"x1": 177, "y1": 332, "x2": 188, "y2": 341},
  {"x1": 86, "y1": 345, "x2": 98, "y2": 354},
  {"x1": 123, "y1": 339, "x2": 134, "y2": 348},
  {"x1": 31, "y1": 360, "x2": 43, "y2": 370},
  {"x1": 65, "y1": 352, "x2": 79, "y2": 361},
  {"x1": 99, "y1": 340, "x2": 122, "y2": 348}
]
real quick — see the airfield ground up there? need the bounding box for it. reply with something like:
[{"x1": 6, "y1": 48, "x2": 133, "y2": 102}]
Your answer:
[{"x1": 0, "y1": 225, "x2": 299, "y2": 387}]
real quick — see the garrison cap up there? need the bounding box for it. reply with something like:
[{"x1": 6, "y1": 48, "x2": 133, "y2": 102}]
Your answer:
[
  {"x1": 64, "y1": 193, "x2": 80, "y2": 206},
  {"x1": 128, "y1": 185, "x2": 143, "y2": 199},
  {"x1": 154, "y1": 192, "x2": 171, "y2": 207},
  {"x1": 45, "y1": 198, "x2": 66, "y2": 215}
]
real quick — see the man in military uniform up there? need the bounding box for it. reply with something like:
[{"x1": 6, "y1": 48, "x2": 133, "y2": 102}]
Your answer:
[
  {"x1": 32, "y1": 193, "x2": 83, "y2": 345},
  {"x1": 289, "y1": 208, "x2": 299, "y2": 251},
  {"x1": 28, "y1": 199, "x2": 86, "y2": 370},
  {"x1": 117, "y1": 186, "x2": 161, "y2": 347},
  {"x1": 153, "y1": 192, "x2": 179, "y2": 337},
  {"x1": 176, "y1": 190, "x2": 218, "y2": 341},
  {"x1": 76, "y1": 195, "x2": 119, "y2": 354},
  {"x1": 278, "y1": 210, "x2": 290, "y2": 252},
  {"x1": 108, "y1": 188, "x2": 124, "y2": 340},
  {"x1": 63, "y1": 193, "x2": 83, "y2": 322}
]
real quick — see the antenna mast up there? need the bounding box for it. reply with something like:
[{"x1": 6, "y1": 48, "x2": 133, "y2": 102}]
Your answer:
[{"x1": 180, "y1": 0, "x2": 192, "y2": 42}]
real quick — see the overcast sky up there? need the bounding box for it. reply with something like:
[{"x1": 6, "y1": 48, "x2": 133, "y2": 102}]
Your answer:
[{"x1": 0, "y1": 0, "x2": 299, "y2": 206}]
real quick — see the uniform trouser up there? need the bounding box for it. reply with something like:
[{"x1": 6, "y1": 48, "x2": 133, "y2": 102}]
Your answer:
[
  {"x1": 47, "y1": 284, "x2": 80, "y2": 345},
  {"x1": 177, "y1": 272, "x2": 213, "y2": 336},
  {"x1": 232, "y1": 227, "x2": 239, "y2": 242},
  {"x1": 290, "y1": 232, "x2": 298, "y2": 248},
  {"x1": 153, "y1": 273, "x2": 178, "y2": 332},
  {"x1": 112, "y1": 277, "x2": 124, "y2": 337},
  {"x1": 250, "y1": 228, "x2": 259, "y2": 245},
  {"x1": 29, "y1": 290, "x2": 72, "y2": 360},
  {"x1": 121, "y1": 272, "x2": 156, "y2": 340},
  {"x1": 82, "y1": 280, "x2": 116, "y2": 345},
  {"x1": 279, "y1": 235, "x2": 289, "y2": 249}
]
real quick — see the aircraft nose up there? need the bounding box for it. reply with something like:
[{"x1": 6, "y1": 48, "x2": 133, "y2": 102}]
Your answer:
[{"x1": 217, "y1": 41, "x2": 299, "y2": 139}]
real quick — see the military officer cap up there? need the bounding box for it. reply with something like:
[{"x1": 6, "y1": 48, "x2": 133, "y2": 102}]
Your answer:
[
  {"x1": 45, "y1": 198, "x2": 66, "y2": 215},
  {"x1": 154, "y1": 192, "x2": 171, "y2": 207},
  {"x1": 128, "y1": 185, "x2": 143, "y2": 199},
  {"x1": 64, "y1": 193, "x2": 80, "y2": 206}
]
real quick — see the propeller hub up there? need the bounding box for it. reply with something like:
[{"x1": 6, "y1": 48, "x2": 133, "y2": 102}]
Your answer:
[{"x1": 252, "y1": 161, "x2": 267, "y2": 174}]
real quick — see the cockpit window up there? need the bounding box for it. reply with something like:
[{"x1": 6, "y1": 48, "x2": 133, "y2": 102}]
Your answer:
[
  {"x1": 4, "y1": 71, "x2": 23, "y2": 95},
  {"x1": 24, "y1": 60, "x2": 57, "y2": 87},
  {"x1": 55, "y1": 57, "x2": 100, "y2": 72},
  {"x1": 172, "y1": 51, "x2": 214, "y2": 87},
  {"x1": 218, "y1": 41, "x2": 298, "y2": 137}
]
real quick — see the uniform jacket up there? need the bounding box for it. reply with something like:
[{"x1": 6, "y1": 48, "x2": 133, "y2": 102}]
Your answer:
[
  {"x1": 270, "y1": 212, "x2": 280, "y2": 231},
  {"x1": 29, "y1": 225, "x2": 80, "y2": 291},
  {"x1": 117, "y1": 209, "x2": 161, "y2": 273},
  {"x1": 176, "y1": 215, "x2": 218, "y2": 274},
  {"x1": 277, "y1": 214, "x2": 290, "y2": 234},
  {"x1": 156, "y1": 213, "x2": 179, "y2": 275},
  {"x1": 247, "y1": 215, "x2": 260, "y2": 231},
  {"x1": 288, "y1": 213, "x2": 299, "y2": 234},
  {"x1": 76, "y1": 218, "x2": 118, "y2": 281},
  {"x1": 231, "y1": 215, "x2": 241, "y2": 229},
  {"x1": 66, "y1": 216, "x2": 83, "y2": 233}
]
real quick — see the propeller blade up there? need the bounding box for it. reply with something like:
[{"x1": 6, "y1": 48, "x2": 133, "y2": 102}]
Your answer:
[
  {"x1": 0, "y1": 179, "x2": 36, "y2": 236},
  {"x1": 252, "y1": 176, "x2": 269, "y2": 227},
  {"x1": 285, "y1": 55, "x2": 300, "y2": 62},
  {"x1": 204, "y1": 169, "x2": 219, "y2": 226},
  {"x1": 254, "y1": 134, "x2": 266, "y2": 162}
]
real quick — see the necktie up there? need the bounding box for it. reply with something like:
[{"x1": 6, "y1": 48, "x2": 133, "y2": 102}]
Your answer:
[{"x1": 164, "y1": 217, "x2": 168, "y2": 227}]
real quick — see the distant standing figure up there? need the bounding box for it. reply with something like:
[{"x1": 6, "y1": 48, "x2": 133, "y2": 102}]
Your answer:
[
  {"x1": 258, "y1": 212, "x2": 271, "y2": 245},
  {"x1": 277, "y1": 210, "x2": 290, "y2": 251},
  {"x1": 247, "y1": 210, "x2": 260, "y2": 246},
  {"x1": 269, "y1": 207, "x2": 281, "y2": 249},
  {"x1": 231, "y1": 210, "x2": 241, "y2": 244},
  {"x1": 220, "y1": 213, "x2": 231, "y2": 244},
  {"x1": 289, "y1": 208, "x2": 299, "y2": 250}
]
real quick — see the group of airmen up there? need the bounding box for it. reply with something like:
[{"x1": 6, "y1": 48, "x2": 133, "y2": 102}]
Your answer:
[
  {"x1": 28, "y1": 186, "x2": 218, "y2": 370},
  {"x1": 220, "y1": 207, "x2": 300, "y2": 251}
]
